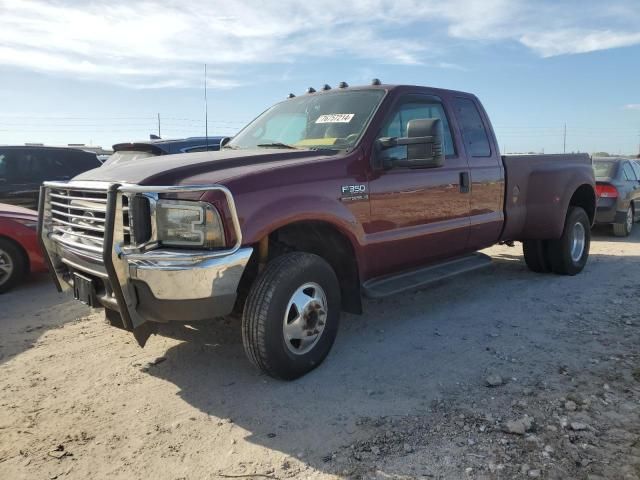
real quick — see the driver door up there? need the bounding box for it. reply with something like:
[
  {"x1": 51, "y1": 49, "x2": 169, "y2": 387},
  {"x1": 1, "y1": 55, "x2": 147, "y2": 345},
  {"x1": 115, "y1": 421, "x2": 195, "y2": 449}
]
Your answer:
[{"x1": 366, "y1": 95, "x2": 471, "y2": 277}]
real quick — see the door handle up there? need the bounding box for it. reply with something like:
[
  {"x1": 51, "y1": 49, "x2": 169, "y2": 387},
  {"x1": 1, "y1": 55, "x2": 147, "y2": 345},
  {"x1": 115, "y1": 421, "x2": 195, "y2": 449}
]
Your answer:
[{"x1": 459, "y1": 172, "x2": 470, "y2": 193}]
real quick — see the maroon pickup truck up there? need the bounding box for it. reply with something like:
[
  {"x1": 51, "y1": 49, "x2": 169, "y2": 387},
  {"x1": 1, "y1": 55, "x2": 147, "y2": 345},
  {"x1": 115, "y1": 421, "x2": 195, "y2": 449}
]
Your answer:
[{"x1": 38, "y1": 82, "x2": 595, "y2": 379}]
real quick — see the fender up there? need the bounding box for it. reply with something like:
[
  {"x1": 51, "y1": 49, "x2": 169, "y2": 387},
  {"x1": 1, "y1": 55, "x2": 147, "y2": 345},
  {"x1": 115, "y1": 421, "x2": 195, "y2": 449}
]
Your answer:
[
  {"x1": 501, "y1": 154, "x2": 595, "y2": 241},
  {"x1": 237, "y1": 193, "x2": 368, "y2": 275},
  {"x1": 529, "y1": 163, "x2": 595, "y2": 239}
]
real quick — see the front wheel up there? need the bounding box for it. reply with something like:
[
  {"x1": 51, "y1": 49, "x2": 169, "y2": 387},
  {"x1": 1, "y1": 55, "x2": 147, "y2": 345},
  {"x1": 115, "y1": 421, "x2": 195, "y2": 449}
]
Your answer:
[
  {"x1": 547, "y1": 207, "x2": 591, "y2": 275},
  {"x1": 242, "y1": 252, "x2": 341, "y2": 380}
]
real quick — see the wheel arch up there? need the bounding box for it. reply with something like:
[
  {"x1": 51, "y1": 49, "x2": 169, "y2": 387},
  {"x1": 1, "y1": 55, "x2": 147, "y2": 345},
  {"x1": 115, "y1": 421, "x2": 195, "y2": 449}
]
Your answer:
[
  {"x1": 239, "y1": 220, "x2": 363, "y2": 315},
  {"x1": 568, "y1": 183, "x2": 596, "y2": 226}
]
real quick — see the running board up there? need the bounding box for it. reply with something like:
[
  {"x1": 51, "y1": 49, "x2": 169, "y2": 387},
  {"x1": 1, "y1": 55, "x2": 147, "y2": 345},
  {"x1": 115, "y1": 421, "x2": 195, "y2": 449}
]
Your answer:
[{"x1": 362, "y1": 253, "x2": 492, "y2": 299}]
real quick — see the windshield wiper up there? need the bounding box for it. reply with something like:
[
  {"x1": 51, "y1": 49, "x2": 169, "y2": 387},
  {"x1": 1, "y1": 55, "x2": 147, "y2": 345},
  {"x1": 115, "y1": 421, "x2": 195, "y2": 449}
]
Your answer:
[{"x1": 256, "y1": 142, "x2": 298, "y2": 149}]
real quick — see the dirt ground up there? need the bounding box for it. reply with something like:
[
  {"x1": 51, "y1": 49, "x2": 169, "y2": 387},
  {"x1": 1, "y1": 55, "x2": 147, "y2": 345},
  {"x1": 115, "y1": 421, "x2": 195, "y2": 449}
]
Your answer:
[{"x1": 1, "y1": 227, "x2": 639, "y2": 480}]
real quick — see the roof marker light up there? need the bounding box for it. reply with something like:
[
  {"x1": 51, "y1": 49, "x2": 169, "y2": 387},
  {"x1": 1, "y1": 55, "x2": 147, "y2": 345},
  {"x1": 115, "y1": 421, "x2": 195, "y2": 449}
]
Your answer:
[
  {"x1": 287, "y1": 93, "x2": 296, "y2": 98},
  {"x1": 371, "y1": 78, "x2": 381, "y2": 85},
  {"x1": 338, "y1": 81, "x2": 349, "y2": 88},
  {"x1": 306, "y1": 87, "x2": 316, "y2": 94},
  {"x1": 322, "y1": 84, "x2": 331, "y2": 91}
]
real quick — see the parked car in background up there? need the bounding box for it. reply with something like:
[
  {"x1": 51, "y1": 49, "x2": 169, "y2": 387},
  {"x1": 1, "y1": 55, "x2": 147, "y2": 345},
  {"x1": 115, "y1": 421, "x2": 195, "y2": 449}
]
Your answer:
[
  {"x1": 593, "y1": 157, "x2": 640, "y2": 236},
  {"x1": 39, "y1": 82, "x2": 595, "y2": 379},
  {"x1": 103, "y1": 136, "x2": 228, "y2": 166},
  {"x1": 0, "y1": 146, "x2": 102, "y2": 209},
  {"x1": 0, "y1": 203, "x2": 46, "y2": 293}
]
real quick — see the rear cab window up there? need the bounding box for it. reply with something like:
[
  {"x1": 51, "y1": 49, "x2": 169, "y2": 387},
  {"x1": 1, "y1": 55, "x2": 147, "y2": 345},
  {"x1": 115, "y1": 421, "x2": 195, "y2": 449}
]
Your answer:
[{"x1": 453, "y1": 97, "x2": 491, "y2": 157}]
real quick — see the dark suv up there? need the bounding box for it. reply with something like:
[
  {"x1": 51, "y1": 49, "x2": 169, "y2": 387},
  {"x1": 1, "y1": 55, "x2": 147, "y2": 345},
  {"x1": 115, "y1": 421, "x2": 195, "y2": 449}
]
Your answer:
[{"x1": 0, "y1": 146, "x2": 102, "y2": 210}]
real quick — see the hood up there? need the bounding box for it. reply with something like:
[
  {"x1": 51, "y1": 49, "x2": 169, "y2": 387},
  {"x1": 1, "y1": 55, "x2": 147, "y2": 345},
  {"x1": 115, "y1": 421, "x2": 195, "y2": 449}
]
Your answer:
[
  {"x1": 0, "y1": 203, "x2": 38, "y2": 220},
  {"x1": 74, "y1": 148, "x2": 339, "y2": 186}
]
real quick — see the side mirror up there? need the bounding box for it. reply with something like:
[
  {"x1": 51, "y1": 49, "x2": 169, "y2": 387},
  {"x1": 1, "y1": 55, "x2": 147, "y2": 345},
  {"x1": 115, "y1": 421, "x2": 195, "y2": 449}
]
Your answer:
[{"x1": 377, "y1": 118, "x2": 445, "y2": 169}]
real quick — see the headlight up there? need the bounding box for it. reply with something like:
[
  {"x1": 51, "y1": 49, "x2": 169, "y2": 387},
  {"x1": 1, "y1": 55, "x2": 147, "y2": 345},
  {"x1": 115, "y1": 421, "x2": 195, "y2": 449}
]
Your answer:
[{"x1": 156, "y1": 200, "x2": 224, "y2": 248}]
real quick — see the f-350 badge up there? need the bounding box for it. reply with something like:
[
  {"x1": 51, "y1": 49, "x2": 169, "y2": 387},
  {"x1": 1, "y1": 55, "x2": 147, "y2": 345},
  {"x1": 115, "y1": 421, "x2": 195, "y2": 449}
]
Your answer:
[{"x1": 340, "y1": 184, "x2": 368, "y2": 201}]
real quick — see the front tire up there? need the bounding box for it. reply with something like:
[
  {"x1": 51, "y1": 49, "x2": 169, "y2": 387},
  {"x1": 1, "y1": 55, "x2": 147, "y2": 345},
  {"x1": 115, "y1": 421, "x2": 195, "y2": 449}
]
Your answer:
[
  {"x1": 613, "y1": 206, "x2": 633, "y2": 237},
  {"x1": 547, "y1": 207, "x2": 591, "y2": 275},
  {"x1": 242, "y1": 252, "x2": 341, "y2": 380}
]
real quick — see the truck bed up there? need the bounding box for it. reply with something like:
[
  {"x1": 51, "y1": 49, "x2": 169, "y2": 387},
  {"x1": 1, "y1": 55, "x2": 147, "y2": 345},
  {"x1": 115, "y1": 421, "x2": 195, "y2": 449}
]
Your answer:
[{"x1": 500, "y1": 153, "x2": 594, "y2": 242}]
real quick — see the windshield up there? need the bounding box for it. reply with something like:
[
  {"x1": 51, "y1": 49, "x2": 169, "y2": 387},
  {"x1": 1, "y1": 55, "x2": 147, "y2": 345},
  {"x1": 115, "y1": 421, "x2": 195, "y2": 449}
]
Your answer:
[
  {"x1": 102, "y1": 150, "x2": 157, "y2": 166},
  {"x1": 228, "y1": 89, "x2": 386, "y2": 150},
  {"x1": 593, "y1": 160, "x2": 618, "y2": 178}
]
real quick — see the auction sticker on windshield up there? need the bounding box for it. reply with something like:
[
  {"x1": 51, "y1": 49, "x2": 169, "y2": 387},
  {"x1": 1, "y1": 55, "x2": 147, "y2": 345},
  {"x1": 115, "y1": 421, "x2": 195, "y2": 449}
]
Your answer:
[{"x1": 315, "y1": 114, "x2": 355, "y2": 123}]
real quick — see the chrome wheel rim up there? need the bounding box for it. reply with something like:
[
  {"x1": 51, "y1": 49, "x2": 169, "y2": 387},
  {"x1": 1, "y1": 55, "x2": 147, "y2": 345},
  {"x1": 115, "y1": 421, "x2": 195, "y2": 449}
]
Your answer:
[
  {"x1": 570, "y1": 222, "x2": 586, "y2": 262},
  {"x1": 0, "y1": 248, "x2": 14, "y2": 286},
  {"x1": 282, "y1": 282, "x2": 328, "y2": 355},
  {"x1": 627, "y1": 207, "x2": 633, "y2": 233}
]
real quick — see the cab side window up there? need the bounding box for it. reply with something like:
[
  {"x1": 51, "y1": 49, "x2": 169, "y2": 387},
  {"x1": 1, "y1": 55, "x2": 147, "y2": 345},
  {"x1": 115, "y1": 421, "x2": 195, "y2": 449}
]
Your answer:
[
  {"x1": 453, "y1": 97, "x2": 491, "y2": 157},
  {"x1": 379, "y1": 101, "x2": 455, "y2": 163}
]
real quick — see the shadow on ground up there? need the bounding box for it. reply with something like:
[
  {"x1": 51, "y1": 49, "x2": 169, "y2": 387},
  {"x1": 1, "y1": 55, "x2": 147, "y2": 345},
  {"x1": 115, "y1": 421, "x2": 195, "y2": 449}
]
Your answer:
[
  {"x1": 0, "y1": 273, "x2": 90, "y2": 364},
  {"x1": 145, "y1": 235, "x2": 640, "y2": 471}
]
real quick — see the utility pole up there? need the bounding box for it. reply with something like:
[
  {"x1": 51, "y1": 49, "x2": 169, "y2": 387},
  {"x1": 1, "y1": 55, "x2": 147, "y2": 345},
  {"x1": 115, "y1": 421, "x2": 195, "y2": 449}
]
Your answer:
[
  {"x1": 157, "y1": 113, "x2": 161, "y2": 138},
  {"x1": 563, "y1": 123, "x2": 567, "y2": 154},
  {"x1": 204, "y1": 64, "x2": 209, "y2": 149}
]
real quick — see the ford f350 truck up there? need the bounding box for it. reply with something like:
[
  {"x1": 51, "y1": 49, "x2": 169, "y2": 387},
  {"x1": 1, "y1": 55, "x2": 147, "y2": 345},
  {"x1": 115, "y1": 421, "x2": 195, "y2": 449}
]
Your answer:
[{"x1": 38, "y1": 82, "x2": 596, "y2": 379}]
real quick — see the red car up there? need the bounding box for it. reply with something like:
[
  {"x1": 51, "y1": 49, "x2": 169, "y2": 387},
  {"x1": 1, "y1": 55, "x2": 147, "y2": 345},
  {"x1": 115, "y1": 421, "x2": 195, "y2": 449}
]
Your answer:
[{"x1": 0, "y1": 203, "x2": 47, "y2": 292}]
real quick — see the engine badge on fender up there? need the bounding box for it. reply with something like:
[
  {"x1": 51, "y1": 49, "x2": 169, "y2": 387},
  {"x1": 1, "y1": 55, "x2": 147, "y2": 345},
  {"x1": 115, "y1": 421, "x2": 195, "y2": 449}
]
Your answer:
[{"x1": 340, "y1": 184, "x2": 368, "y2": 202}]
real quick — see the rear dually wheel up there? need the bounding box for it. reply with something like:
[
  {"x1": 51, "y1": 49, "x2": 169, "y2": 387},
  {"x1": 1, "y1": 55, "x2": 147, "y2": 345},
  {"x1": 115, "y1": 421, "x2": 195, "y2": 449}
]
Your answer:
[{"x1": 547, "y1": 206, "x2": 591, "y2": 275}]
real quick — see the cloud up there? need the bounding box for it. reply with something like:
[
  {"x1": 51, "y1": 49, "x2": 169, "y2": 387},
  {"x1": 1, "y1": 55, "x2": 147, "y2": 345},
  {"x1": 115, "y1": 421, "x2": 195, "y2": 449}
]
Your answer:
[
  {"x1": 0, "y1": 0, "x2": 639, "y2": 88},
  {"x1": 624, "y1": 104, "x2": 640, "y2": 110},
  {"x1": 520, "y1": 29, "x2": 640, "y2": 57}
]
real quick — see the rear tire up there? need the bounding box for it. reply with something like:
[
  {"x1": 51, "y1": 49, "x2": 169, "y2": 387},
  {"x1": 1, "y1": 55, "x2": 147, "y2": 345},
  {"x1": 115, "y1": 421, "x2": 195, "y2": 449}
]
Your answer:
[
  {"x1": 0, "y1": 238, "x2": 27, "y2": 294},
  {"x1": 613, "y1": 206, "x2": 633, "y2": 237},
  {"x1": 522, "y1": 240, "x2": 551, "y2": 273},
  {"x1": 242, "y1": 252, "x2": 341, "y2": 380},
  {"x1": 547, "y1": 207, "x2": 590, "y2": 275}
]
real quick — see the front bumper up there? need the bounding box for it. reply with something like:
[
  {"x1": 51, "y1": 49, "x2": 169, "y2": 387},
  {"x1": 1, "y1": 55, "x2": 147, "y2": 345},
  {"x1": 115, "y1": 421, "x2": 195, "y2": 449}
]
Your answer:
[{"x1": 38, "y1": 182, "x2": 252, "y2": 332}]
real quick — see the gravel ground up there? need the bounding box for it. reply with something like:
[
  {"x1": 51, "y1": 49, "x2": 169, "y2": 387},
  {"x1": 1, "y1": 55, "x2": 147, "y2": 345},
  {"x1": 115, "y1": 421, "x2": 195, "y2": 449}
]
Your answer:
[{"x1": 1, "y1": 227, "x2": 639, "y2": 480}]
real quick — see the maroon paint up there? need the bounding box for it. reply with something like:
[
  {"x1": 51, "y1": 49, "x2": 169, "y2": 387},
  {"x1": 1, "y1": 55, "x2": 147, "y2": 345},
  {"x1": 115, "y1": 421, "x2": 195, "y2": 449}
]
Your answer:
[{"x1": 75, "y1": 85, "x2": 595, "y2": 282}]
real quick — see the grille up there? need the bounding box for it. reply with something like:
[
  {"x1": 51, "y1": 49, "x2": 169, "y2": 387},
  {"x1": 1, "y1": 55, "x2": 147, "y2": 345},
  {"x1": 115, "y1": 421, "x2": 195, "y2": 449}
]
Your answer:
[{"x1": 48, "y1": 186, "x2": 130, "y2": 254}]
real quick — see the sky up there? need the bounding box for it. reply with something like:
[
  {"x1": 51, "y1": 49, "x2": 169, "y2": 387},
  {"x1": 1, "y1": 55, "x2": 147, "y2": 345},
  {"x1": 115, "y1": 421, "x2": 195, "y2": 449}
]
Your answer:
[{"x1": 0, "y1": 0, "x2": 639, "y2": 155}]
